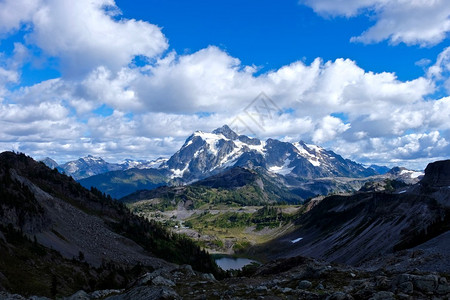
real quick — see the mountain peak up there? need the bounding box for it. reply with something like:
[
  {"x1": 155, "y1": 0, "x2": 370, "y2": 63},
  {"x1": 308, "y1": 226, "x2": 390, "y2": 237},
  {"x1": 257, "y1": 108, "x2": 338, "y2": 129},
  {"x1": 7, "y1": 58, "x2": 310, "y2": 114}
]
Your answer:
[
  {"x1": 212, "y1": 124, "x2": 238, "y2": 140},
  {"x1": 40, "y1": 157, "x2": 59, "y2": 169},
  {"x1": 421, "y1": 159, "x2": 450, "y2": 187},
  {"x1": 82, "y1": 155, "x2": 103, "y2": 161}
]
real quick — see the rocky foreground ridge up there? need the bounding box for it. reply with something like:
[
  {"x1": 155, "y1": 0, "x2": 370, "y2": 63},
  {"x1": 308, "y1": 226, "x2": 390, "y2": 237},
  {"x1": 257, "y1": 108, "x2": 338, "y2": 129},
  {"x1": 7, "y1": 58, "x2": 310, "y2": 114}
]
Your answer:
[{"x1": 2, "y1": 256, "x2": 450, "y2": 299}]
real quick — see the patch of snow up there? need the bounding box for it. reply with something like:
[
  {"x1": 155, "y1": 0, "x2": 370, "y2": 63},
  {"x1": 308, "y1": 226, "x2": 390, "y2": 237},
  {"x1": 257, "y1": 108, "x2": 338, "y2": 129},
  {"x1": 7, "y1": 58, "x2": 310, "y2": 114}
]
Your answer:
[
  {"x1": 66, "y1": 162, "x2": 79, "y2": 173},
  {"x1": 248, "y1": 140, "x2": 266, "y2": 154},
  {"x1": 398, "y1": 190, "x2": 407, "y2": 194},
  {"x1": 269, "y1": 158, "x2": 294, "y2": 175},
  {"x1": 291, "y1": 237, "x2": 303, "y2": 243},
  {"x1": 149, "y1": 158, "x2": 168, "y2": 169},
  {"x1": 400, "y1": 169, "x2": 424, "y2": 178},
  {"x1": 170, "y1": 164, "x2": 189, "y2": 178},
  {"x1": 210, "y1": 138, "x2": 267, "y2": 171},
  {"x1": 195, "y1": 131, "x2": 226, "y2": 142},
  {"x1": 193, "y1": 131, "x2": 228, "y2": 156},
  {"x1": 215, "y1": 146, "x2": 241, "y2": 169},
  {"x1": 410, "y1": 171, "x2": 423, "y2": 178},
  {"x1": 182, "y1": 139, "x2": 194, "y2": 148},
  {"x1": 293, "y1": 142, "x2": 311, "y2": 156},
  {"x1": 83, "y1": 155, "x2": 103, "y2": 162},
  {"x1": 233, "y1": 139, "x2": 266, "y2": 154},
  {"x1": 292, "y1": 142, "x2": 322, "y2": 167},
  {"x1": 305, "y1": 144, "x2": 323, "y2": 153},
  {"x1": 193, "y1": 148, "x2": 203, "y2": 158},
  {"x1": 308, "y1": 159, "x2": 321, "y2": 167}
]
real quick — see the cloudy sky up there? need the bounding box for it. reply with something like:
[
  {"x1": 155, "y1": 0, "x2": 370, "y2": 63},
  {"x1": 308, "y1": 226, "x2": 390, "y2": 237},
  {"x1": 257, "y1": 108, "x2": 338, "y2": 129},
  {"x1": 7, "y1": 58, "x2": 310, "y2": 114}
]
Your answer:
[{"x1": 0, "y1": 0, "x2": 449, "y2": 169}]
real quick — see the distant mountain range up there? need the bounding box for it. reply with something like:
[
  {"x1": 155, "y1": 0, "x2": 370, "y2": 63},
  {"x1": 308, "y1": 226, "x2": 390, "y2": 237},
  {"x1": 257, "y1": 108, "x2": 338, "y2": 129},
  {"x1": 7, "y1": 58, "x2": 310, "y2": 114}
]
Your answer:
[
  {"x1": 41, "y1": 125, "x2": 424, "y2": 200},
  {"x1": 41, "y1": 155, "x2": 168, "y2": 180}
]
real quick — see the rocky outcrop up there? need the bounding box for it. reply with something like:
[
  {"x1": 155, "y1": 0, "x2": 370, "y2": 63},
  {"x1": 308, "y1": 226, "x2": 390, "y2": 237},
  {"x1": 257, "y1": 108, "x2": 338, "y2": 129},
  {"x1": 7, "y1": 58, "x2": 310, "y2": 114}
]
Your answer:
[
  {"x1": 420, "y1": 159, "x2": 450, "y2": 187},
  {"x1": 21, "y1": 256, "x2": 448, "y2": 300}
]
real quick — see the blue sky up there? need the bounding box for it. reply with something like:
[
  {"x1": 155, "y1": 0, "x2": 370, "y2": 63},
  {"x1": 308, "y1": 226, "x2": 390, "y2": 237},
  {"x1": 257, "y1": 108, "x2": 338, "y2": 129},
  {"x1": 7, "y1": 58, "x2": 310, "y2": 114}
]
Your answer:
[
  {"x1": 0, "y1": 0, "x2": 449, "y2": 169},
  {"x1": 117, "y1": 0, "x2": 446, "y2": 81}
]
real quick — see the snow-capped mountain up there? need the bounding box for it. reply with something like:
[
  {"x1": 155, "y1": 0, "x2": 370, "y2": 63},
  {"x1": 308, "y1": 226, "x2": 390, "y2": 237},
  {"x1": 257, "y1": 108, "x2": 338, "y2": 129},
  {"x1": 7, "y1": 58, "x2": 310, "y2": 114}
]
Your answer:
[
  {"x1": 386, "y1": 166, "x2": 424, "y2": 184},
  {"x1": 119, "y1": 157, "x2": 168, "y2": 170},
  {"x1": 58, "y1": 155, "x2": 123, "y2": 180},
  {"x1": 56, "y1": 156, "x2": 169, "y2": 180},
  {"x1": 161, "y1": 125, "x2": 376, "y2": 181}
]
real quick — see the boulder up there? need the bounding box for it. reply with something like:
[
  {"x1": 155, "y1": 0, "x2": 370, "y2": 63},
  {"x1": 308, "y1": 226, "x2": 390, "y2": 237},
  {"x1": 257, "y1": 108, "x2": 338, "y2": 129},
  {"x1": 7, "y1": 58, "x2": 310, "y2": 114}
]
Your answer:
[
  {"x1": 298, "y1": 280, "x2": 312, "y2": 289},
  {"x1": 105, "y1": 286, "x2": 179, "y2": 300},
  {"x1": 152, "y1": 276, "x2": 175, "y2": 287},
  {"x1": 413, "y1": 274, "x2": 439, "y2": 293},
  {"x1": 369, "y1": 291, "x2": 395, "y2": 300},
  {"x1": 398, "y1": 281, "x2": 413, "y2": 294},
  {"x1": 326, "y1": 292, "x2": 354, "y2": 300}
]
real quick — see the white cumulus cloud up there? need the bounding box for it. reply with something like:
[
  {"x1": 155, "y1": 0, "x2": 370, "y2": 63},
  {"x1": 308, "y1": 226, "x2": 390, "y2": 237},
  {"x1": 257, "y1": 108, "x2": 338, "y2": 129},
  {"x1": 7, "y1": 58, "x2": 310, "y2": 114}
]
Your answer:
[{"x1": 301, "y1": 0, "x2": 450, "y2": 46}]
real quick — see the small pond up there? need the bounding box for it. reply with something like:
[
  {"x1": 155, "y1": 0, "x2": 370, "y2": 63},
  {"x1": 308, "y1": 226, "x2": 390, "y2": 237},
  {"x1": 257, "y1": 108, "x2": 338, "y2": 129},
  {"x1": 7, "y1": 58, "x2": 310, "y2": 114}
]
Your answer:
[{"x1": 214, "y1": 255, "x2": 260, "y2": 271}]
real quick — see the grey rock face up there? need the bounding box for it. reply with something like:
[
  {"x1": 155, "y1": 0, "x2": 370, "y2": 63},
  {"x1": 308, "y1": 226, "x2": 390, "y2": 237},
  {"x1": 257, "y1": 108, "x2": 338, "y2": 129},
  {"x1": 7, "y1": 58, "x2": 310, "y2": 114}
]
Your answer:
[
  {"x1": 298, "y1": 280, "x2": 312, "y2": 289},
  {"x1": 369, "y1": 291, "x2": 395, "y2": 300},
  {"x1": 421, "y1": 159, "x2": 450, "y2": 187},
  {"x1": 212, "y1": 125, "x2": 239, "y2": 140},
  {"x1": 64, "y1": 290, "x2": 90, "y2": 300},
  {"x1": 151, "y1": 276, "x2": 175, "y2": 287},
  {"x1": 412, "y1": 274, "x2": 439, "y2": 293},
  {"x1": 105, "y1": 286, "x2": 179, "y2": 300},
  {"x1": 398, "y1": 281, "x2": 413, "y2": 294},
  {"x1": 326, "y1": 292, "x2": 354, "y2": 300}
]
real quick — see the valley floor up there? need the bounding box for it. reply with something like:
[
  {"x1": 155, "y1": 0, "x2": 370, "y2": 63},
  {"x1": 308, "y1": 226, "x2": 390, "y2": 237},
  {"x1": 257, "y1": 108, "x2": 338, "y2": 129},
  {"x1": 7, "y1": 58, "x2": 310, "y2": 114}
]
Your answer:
[{"x1": 128, "y1": 201, "x2": 304, "y2": 256}]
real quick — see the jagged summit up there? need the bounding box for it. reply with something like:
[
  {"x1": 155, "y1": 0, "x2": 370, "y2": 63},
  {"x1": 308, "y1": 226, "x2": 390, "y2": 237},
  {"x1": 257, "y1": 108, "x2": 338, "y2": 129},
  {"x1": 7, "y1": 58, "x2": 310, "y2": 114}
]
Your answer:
[
  {"x1": 212, "y1": 124, "x2": 239, "y2": 140},
  {"x1": 161, "y1": 125, "x2": 376, "y2": 181},
  {"x1": 58, "y1": 155, "x2": 122, "y2": 180},
  {"x1": 55, "y1": 156, "x2": 169, "y2": 180}
]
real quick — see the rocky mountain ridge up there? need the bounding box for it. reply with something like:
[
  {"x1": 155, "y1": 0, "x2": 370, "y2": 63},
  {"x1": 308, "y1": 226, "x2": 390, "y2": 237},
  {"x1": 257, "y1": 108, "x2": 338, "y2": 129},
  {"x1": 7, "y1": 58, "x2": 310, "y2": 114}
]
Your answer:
[
  {"x1": 41, "y1": 155, "x2": 168, "y2": 180},
  {"x1": 253, "y1": 159, "x2": 450, "y2": 273}
]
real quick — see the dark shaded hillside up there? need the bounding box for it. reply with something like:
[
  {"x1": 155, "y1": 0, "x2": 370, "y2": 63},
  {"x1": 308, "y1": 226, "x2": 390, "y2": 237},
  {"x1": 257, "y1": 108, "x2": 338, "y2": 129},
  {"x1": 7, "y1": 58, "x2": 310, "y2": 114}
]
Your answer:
[
  {"x1": 193, "y1": 166, "x2": 257, "y2": 188},
  {"x1": 121, "y1": 166, "x2": 303, "y2": 207},
  {"x1": 251, "y1": 159, "x2": 450, "y2": 271},
  {"x1": 0, "y1": 224, "x2": 148, "y2": 298},
  {"x1": 0, "y1": 152, "x2": 219, "y2": 297},
  {"x1": 78, "y1": 167, "x2": 169, "y2": 199}
]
